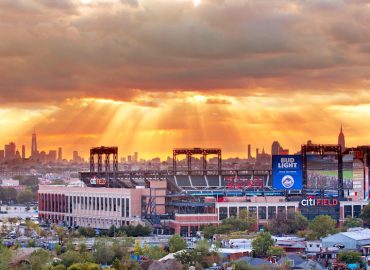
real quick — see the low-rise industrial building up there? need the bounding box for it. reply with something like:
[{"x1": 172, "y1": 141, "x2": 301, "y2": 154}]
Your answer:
[{"x1": 322, "y1": 228, "x2": 370, "y2": 250}]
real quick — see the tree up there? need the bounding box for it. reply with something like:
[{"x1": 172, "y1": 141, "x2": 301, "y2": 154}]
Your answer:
[
  {"x1": 3, "y1": 188, "x2": 17, "y2": 202},
  {"x1": 309, "y1": 215, "x2": 337, "y2": 239},
  {"x1": 267, "y1": 246, "x2": 286, "y2": 257},
  {"x1": 53, "y1": 225, "x2": 67, "y2": 245},
  {"x1": 233, "y1": 261, "x2": 254, "y2": 270},
  {"x1": 221, "y1": 209, "x2": 257, "y2": 233},
  {"x1": 202, "y1": 225, "x2": 217, "y2": 239},
  {"x1": 61, "y1": 251, "x2": 85, "y2": 268},
  {"x1": 111, "y1": 238, "x2": 131, "y2": 261},
  {"x1": 67, "y1": 262, "x2": 100, "y2": 270},
  {"x1": 0, "y1": 188, "x2": 6, "y2": 203},
  {"x1": 343, "y1": 217, "x2": 363, "y2": 230},
  {"x1": 0, "y1": 245, "x2": 11, "y2": 270},
  {"x1": 195, "y1": 239, "x2": 210, "y2": 253},
  {"x1": 16, "y1": 190, "x2": 35, "y2": 204},
  {"x1": 338, "y1": 251, "x2": 362, "y2": 264},
  {"x1": 252, "y1": 232, "x2": 274, "y2": 257},
  {"x1": 143, "y1": 245, "x2": 167, "y2": 260},
  {"x1": 133, "y1": 241, "x2": 143, "y2": 257},
  {"x1": 362, "y1": 203, "x2": 370, "y2": 227},
  {"x1": 168, "y1": 235, "x2": 187, "y2": 253},
  {"x1": 52, "y1": 265, "x2": 66, "y2": 270},
  {"x1": 174, "y1": 244, "x2": 219, "y2": 269},
  {"x1": 18, "y1": 175, "x2": 39, "y2": 192},
  {"x1": 116, "y1": 260, "x2": 142, "y2": 270},
  {"x1": 292, "y1": 212, "x2": 309, "y2": 232},
  {"x1": 78, "y1": 227, "x2": 95, "y2": 237},
  {"x1": 27, "y1": 239, "x2": 36, "y2": 247},
  {"x1": 94, "y1": 240, "x2": 115, "y2": 265},
  {"x1": 266, "y1": 212, "x2": 308, "y2": 235},
  {"x1": 29, "y1": 249, "x2": 52, "y2": 270}
]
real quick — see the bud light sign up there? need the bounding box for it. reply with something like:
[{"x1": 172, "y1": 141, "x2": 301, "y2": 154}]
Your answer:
[{"x1": 272, "y1": 155, "x2": 303, "y2": 190}]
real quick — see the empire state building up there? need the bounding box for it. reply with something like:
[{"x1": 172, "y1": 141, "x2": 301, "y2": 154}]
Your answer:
[{"x1": 338, "y1": 125, "x2": 345, "y2": 152}]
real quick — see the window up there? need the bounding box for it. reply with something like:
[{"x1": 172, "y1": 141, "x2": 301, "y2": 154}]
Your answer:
[
  {"x1": 180, "y1": 226, "x2": 188, "y2": 237},
  {"x1": 287, "y1": 206, "x2": 295, "y2": 214},
  {"x1": 122, "y1": 198, "x2": 125, "y2": 217},
  {"x1": 344, "y1": 205, "x2": 352, "y2": 218},
  {"x1": 278, "y1": 206, "x2": 286, "y2": 216},
  {"x1": 113, "y1": 198, "x2": 116, "y2": 212},
  {"x1": 126, "y1": 198, "x2": 129, "y2": 217},
  {"x1": 354, "y1": 205, "x2": 362, "y2": 218},
  {"x1": 268, "y1": 206, "x2": 276, "y2": 220},
  {"x1": 249, "y1": 206, "x2": 257, "y2": 216},
  {"x1": 229, "y1": 207, "x2": 237, "y2": 217},
  {"x1": 258, "y1": 207, "x2": 267, "y2": 220},
  {"x1": 219, "y1": 207, "x2": 228, "y2": 220}
]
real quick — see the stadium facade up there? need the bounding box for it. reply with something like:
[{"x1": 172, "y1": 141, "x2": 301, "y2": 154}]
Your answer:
[{"x1": 38, "y1": 145, "x2": 370, "y2": 235}]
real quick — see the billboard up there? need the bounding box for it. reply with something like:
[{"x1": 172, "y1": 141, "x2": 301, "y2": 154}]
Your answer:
[
  {"x1": 307, "y1": 154, "x2": 353, "y2": 190},
  {"x1": 272, "y1": 155, "x2": 303, "y2": 190},
  {"x1": 224, "y1": 176, "x2": 264, "y2": 189}
]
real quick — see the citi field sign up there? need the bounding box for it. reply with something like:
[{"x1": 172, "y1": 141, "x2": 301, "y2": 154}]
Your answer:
[
  {"x1": 300, "y1": 198, "x2": 338, "y2": 207},
  {"x1": 90, "y1": 177, "x2": 107, "y2": 186},
  {"x1": 272, "y1": 155, "x2": 303, "y2": 190}
]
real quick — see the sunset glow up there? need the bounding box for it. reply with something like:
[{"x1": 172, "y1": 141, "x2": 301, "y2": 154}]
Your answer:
[{"x1": 1, "y1": 0, "x2": 370, "y2": 160}]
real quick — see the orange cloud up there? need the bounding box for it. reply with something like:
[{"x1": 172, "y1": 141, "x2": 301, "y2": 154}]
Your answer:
[{"x1": 1, "y1": 1, "x2": 370, "y2": 158}]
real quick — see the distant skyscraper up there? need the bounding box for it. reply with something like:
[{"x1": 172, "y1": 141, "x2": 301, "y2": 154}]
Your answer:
[
  {"x1": 0, "y1": 150, "x2": 4, "y2": 162},
  {"x1": 15, "y1": 150, "x2": 21, "y2": 159},
  {"x1": 31, "y1": 129, "x2": 38, "y2": 156},
  {"x1": 73, "y1": 151, "x2": 79, "y2": 162},
  {"x1": 338, "y1": 125, "x2": 345, "y2": 152},
  {"x1": 256, "y1": 148, "x2": 259, "y2": 159},
  {"x1": 58, "y1": 147, "x2": 62, "y2": 161},
  {"x1": 5, "y1": 142, "x2": 16, "y2": 160},
  {"x1": 271, "y1": 141, "x2": 281, "y2": 155},
  {"x1": 22, "y1": 145, "x2": 25, "y2": 159},
  {"x1": 48, "y1": 150, "x2": 57, "y2": 162},
  {"x1": 134, "y1": 152, "x2": 138, "y2": 162},
  {"x1": 248, "y1": 144, "x2": 252, "y2": 159}
]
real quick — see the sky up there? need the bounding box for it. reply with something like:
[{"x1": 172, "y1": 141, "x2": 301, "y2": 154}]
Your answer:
[{"x1": 1, "y1": 0, "x2": 370, "y2": 160}]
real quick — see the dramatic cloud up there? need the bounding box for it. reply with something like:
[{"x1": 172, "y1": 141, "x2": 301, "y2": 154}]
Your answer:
[{"x1": 0, "y1": 0, "x2": 370, "y2": 158}]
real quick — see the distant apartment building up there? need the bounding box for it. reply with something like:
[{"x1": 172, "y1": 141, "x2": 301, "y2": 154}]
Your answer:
[
  {"x1": 58, "y1": 147, "x2": 63, "y2": 161},
  {"x1": 22, "y1": 145, "x2": 26, "y2": 159},
  {"x1": 0, "y1": 150, "x2": 4, "y2": 162},
  {"x1": 4, "y1": 142, "x2": 16, "y2": 160},
  {"x1": 48, "y1": 150, "x2": 57, "y2": 163}
]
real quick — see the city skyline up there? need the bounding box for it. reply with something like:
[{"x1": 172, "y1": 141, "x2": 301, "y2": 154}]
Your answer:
[
  {"x1": 1, "y1": 0, "x2": 370, "y2": 159},
  {"x1": 0, "y1": 126, "x2": 348, "y2": 161}
]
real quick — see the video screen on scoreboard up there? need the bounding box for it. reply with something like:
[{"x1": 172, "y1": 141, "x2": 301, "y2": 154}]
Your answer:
[{"x1": 307, "y1": 154, "x2": 353, "y2": 190}]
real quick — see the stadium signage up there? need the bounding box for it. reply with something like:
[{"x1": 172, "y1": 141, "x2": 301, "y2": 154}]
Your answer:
[
  {"x1": 272, "y1": 155, "x2": 303, "y2": 190},
  {"x1": 300, "y1": 198, "x2": 338, "y2": 207},
  {"x1": 277, "y1": 157, "x2": 298, "y2": 169},
  {"x1": 90, "y1": 177, "x2": 106, "y2": 186}
]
